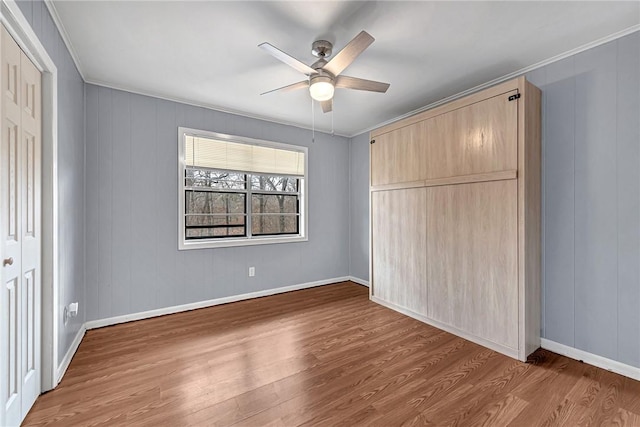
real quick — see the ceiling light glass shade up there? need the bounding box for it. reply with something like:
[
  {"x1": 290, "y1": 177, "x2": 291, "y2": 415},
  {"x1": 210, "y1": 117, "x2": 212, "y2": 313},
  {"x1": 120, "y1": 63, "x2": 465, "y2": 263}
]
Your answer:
[{"x1": 309, "y1": 76, "x2": 334, "y2": 101}]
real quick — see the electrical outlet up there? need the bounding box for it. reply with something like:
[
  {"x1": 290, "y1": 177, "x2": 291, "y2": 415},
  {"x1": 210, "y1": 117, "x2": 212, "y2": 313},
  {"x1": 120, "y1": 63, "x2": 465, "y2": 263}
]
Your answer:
[
  {"x1": 69, "y1": 302, "x2": 79, "y2": 317},
  {"x1": 63, "y1": 302, "x2": 79, "y2": 326},
  {"x1": 249, "y1": 266, "x2": 255, "y2": 277}
]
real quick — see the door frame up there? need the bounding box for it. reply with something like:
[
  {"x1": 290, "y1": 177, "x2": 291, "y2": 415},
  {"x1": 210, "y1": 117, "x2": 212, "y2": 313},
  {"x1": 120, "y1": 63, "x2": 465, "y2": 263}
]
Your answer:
[{"x1": 1, "y1": 0, "x2": 59, "y2": 392}]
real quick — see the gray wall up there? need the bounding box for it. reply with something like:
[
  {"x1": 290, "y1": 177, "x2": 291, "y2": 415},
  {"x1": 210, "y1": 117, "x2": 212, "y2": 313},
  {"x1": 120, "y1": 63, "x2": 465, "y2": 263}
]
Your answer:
[
  {"x1": 84, "y1": 85, "x2": 350, "y2": 321},
  {"x1": 348, "y1": 133, "x2": 370, "y2": 282},
  {"x1": 348, "y1": 32, "x2": 640, "y2": 368},
  {"x1": 527, "y1": 32, "x2": 639, "y2": 367},
  {"x1": 16, "y1": 1, "x2": 86, "y2": 363}
]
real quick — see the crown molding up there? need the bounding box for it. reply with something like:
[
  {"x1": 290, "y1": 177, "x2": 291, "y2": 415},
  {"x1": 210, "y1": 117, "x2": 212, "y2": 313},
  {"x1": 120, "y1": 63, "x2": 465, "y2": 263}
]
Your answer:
[
  {"x1": 349, "y1": 24, "x2": 640, "y2": 138},
  {"x1": 84, "y1": 77, "x2": 349, "y2": 138},
  {"x1": 43, "y1": 0, "x2": 85, "y2": 80}
]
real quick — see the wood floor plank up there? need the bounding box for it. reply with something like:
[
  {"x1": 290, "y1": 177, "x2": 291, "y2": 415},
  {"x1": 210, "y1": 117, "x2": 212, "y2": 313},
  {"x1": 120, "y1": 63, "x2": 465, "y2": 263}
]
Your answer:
[
  {"x1": 23, "y1": 282, "x2": 640, "y2": 427},
  {"x1": 367, "y1": 347, "x2": 500, "y2": 425}
]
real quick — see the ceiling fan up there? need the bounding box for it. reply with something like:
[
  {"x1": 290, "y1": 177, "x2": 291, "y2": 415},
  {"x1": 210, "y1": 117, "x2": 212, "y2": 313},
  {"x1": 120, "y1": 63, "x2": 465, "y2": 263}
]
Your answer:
[{"x1": 259, "y1": 31, "x2": 390, "y2": 113}]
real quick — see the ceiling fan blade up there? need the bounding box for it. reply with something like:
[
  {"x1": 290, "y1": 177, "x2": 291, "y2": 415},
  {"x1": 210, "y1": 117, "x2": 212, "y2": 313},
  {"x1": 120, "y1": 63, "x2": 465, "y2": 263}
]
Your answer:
[
  {"x1": 335, "y1": 75, "x2": 390, "y2": 93},
  {"x1": 259, "y1": 42, "x2": 318, "y2": 76},
  {"x1": 323, "y1": 31, "x2": 374, "y2": 76},
  {"x1": 320, "y1": 99, "x2": 333, "y2": 113},
  {"x1": 261, "y1": 80, "x2": 309, "y2": 96}
]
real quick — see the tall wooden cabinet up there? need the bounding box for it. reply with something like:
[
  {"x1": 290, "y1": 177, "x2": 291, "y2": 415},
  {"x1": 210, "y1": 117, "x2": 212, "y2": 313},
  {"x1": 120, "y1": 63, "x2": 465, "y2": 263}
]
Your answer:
[{"x1": 370, "y1": 77, "x2": 541, "y2": 361}]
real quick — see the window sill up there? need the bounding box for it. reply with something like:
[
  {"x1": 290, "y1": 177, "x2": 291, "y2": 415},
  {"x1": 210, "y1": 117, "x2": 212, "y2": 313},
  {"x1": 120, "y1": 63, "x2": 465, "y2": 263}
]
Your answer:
[{"x1": 179, "y1": 235, "x2": 308, "y2": 250}]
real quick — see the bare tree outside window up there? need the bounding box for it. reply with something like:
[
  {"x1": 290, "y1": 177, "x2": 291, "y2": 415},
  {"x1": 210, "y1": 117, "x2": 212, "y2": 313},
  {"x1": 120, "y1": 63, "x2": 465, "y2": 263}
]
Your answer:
[
  {"x1": 251, "y1": 175, "x2": 298, "y2": 235},
  {"x1": 184, "y1": 168, "x2": 299, "y2": 240}
]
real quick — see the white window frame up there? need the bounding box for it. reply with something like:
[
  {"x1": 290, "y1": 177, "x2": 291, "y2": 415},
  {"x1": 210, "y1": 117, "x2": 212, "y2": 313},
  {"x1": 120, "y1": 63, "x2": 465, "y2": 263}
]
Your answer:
[{"x1": 178, "y1": 127, "x2": 308, "y2": 250}]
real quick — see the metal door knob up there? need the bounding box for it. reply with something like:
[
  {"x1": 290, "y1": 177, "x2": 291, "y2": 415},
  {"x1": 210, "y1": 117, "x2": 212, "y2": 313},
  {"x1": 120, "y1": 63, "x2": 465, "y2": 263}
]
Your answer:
[{"x1": 3, "y1": 257, "x2": 13, "y2": 266}]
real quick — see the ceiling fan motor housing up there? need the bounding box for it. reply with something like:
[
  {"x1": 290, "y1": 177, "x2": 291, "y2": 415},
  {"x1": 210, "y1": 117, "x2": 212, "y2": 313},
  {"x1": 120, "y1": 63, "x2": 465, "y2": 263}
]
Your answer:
[{"x1": 312, "y1": 40, "x2": 333, "y2": 58}]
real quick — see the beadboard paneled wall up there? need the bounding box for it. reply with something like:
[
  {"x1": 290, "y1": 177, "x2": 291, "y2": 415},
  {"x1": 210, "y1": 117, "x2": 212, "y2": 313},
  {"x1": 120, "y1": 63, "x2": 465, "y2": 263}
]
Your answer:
[
  {"x1": 84, "y1": 85, "x2": 350, "y2": 321},
  {"x1": 16, "y1": 0, "x2": 86, "y2": 363},
  {"x1": 348, "y1": 132, "x2": 370, "y2": 282},
  {"x1": 526, "y1": 32, "x2": 639, "y2": 367}
]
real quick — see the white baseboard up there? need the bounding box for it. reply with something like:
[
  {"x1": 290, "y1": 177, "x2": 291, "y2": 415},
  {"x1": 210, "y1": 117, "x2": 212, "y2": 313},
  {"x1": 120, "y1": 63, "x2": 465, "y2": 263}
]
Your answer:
[
  {"x1": 541, "y1": 338, "x2": 640, "y2": 381},
  {"x1": 348, "y1": 276, "x2": 370, "y2": 287},
  {"x1": 371, "y1": 295, "x2": 521, "y2": 361},
  {"x1": 55, "y1": 324, "x2": 86, "y2": 385},
  {"x1": 85, "y1": 276, "x2": 350, "y2": 330}
]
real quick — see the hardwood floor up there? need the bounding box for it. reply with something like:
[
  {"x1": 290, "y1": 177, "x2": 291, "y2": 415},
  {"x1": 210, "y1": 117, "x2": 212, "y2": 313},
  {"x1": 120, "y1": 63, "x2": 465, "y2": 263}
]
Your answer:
[{"x1": 24, "y1": 282, "x2": 640, "y2": 426}]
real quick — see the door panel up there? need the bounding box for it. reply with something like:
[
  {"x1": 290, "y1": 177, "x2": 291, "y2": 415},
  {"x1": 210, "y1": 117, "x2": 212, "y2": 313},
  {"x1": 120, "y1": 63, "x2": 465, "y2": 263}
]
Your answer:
[
  {"x1": 426, "y1": 180, "x2": 518, "y2": 349},
  {"x1": 370, "y1": 121, "x2": 427, "y2": 186},
  {"x1": 5, "y1": 279, "x2": 19, "y2": 411},
  {"x1": 372, "y1": 188, "x2": 428, "y2": 314},
  {"x1": 25, "y1": 134, "x2": 35, "y2": 237},
  {"x1": 6, "y1": 123, "x2": 18, "y2": 241},
  {"x1": 23, "y1": 270, "x2": 35, "y2": 375},
  {"x1": 425, "y1": 93, "x2": 518, "y2": 179}
]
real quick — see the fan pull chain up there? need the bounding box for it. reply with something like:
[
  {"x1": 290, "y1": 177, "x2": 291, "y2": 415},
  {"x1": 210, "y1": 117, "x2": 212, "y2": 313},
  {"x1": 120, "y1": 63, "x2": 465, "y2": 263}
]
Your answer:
[
  {"x1": 331, "y1": 102, "x2": 334, "y2": 136},
  {"x1": 310, "y1": 76, "x2": 315, "y2": 143},
  {"x1": 311, "y1": 101, "x2": 315, "y2": 144}
]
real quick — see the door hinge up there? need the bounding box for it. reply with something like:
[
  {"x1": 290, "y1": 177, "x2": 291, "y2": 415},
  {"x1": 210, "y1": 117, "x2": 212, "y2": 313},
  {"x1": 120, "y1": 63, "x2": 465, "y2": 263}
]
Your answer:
[
  {"x1": 508, "y1": 93, "x2": 521, "y2": 101},
  {"x1": 370, "y1": 139, "x2": 376, "y2": 144}
]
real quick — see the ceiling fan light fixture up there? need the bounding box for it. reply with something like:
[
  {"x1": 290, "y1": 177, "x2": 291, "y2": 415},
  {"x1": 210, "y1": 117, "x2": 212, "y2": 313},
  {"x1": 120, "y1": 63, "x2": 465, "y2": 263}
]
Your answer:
[{"x1": 309, "y1": 76, "x2": 334, "y2": 101}]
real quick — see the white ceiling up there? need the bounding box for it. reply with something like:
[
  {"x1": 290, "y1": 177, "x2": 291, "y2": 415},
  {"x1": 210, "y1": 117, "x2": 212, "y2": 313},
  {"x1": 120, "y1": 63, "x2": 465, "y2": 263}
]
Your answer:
[{"x1": 51, "y1": 1, "x2": 639, "y2": 136}]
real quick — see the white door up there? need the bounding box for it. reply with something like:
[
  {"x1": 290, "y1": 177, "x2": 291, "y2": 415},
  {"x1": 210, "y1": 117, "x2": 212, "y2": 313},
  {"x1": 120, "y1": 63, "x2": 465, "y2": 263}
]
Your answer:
[{"x1": 0, "y1": 25, "x2": 42, "y2": 427}]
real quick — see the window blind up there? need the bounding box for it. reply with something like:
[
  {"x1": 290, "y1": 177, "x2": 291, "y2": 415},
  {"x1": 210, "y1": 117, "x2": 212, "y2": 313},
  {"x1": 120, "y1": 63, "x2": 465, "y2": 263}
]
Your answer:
[{"x1": 185, "y1": 135, "x2": 305, "y2": 176}]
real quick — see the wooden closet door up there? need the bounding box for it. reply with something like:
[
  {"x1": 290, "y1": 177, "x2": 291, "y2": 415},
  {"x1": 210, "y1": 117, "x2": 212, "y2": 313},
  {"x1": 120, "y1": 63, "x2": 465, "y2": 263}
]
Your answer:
[
  {"x1": 426, "y1": 180, "x2": 518, "y2": 349},
  {"x1": 370, "y1": 121, "x2": 426, "y2": 186},
  {"x1": 371, "y1": 188, "x2": 427, "y2": 314},
  {"x1": 425, "y1": 92, "x2": 518, "y2": 179}
]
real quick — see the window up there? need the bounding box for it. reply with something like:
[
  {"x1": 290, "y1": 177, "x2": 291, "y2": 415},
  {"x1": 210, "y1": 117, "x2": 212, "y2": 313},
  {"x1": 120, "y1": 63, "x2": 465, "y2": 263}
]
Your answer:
[{"x1": 178, "y1": 128, "x2": 308, "y2": 249}]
